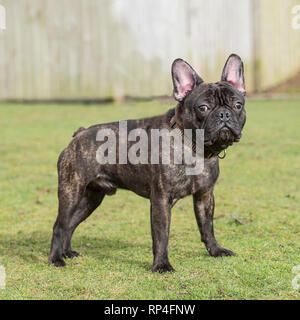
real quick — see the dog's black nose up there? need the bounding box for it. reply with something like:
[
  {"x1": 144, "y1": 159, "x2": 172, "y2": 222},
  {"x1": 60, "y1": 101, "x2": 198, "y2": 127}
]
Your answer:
[{"x1": 217, "y1": 108, "x2": 231, "y2": 122}]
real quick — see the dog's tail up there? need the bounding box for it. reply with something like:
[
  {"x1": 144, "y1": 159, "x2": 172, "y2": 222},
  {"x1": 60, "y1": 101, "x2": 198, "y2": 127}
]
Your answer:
[{"x1": 72, "y1": 127, "x2": 86, "y2": 137}]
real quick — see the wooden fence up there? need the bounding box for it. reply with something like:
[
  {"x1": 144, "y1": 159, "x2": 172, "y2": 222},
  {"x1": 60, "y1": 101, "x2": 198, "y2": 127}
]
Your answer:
[{"x1": 0, "y1": 0, "x2": 299, "y2": 100}]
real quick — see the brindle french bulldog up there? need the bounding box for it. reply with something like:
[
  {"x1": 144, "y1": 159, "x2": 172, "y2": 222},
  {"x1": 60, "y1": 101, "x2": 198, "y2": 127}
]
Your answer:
[{"x1": 49, "y1": 54, "x2": 246, "y2": 273}]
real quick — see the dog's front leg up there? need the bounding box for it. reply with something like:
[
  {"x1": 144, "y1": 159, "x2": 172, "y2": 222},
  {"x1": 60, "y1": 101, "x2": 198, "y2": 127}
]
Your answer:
[
  {"x1": 193, "y1": 189, "x2": 236, "y2": 257},
  {"x1": 150, "y1": 192, "x2": 174, "y2": 273}
]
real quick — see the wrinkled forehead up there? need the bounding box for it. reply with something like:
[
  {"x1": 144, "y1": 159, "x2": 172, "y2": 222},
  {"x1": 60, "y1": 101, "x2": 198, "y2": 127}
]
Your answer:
[{"x1": 186, "y1": 82, "x2": 245, "y2": 106}]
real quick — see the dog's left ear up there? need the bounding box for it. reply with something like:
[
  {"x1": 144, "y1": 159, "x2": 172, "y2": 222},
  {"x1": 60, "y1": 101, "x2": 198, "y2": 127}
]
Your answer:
[
  {"x1": 221, "y1": 54, "x2": 246, "y2": 96},
  {"x1": 172, "y1": 59, "x2": 203, "y2": 101}
]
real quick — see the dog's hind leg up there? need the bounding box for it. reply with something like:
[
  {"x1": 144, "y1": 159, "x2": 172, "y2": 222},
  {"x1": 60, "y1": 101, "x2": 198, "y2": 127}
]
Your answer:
[
  {"x1": 62, "y1": 184, "x2": 105, "y2": 259},
  {"x1": 48, "y1": 177, "x2": 86, "y2": 267}
]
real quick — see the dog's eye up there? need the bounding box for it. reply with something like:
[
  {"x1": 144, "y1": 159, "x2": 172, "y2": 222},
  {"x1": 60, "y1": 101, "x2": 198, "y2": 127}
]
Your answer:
[
  {"x1": 233, "y1": 103, "x2": 242, "y2": 110},
  {"x1": 199, "y1": 105, "x2": 208, "y2": 112}
]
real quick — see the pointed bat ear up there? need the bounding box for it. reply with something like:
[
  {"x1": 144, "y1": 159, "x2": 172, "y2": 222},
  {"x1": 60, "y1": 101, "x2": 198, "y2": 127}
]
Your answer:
[
  {"x1": 221, "y1": 54, "x2": 246, "y2": 96},
  {"x1": 171, "y1": 59, "x2": 203, "y2": 102}
]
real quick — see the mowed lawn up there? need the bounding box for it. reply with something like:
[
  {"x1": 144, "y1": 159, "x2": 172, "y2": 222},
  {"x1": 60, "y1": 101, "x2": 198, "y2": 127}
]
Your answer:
[{"x1": 0, "y1": 99, "x2": 299, "y2": 300}]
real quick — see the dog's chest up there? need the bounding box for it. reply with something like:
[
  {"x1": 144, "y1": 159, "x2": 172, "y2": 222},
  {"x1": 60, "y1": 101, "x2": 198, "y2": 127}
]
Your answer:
[{"x1": 163, "y1": 158, "x2": 219, "y2": 199}]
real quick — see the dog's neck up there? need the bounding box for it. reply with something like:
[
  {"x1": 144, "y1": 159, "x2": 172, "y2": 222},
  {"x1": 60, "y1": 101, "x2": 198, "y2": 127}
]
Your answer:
[
  {"x1": 169, "y1": 107, "x2": 221, "y2": 159},
  {"x1": 174, "y1": 103, "x2": 184, "y2": 128}
]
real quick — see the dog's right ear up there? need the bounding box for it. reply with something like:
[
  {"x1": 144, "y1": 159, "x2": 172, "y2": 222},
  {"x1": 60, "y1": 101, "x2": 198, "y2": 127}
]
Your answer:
[{"x1": 172, "y1": 59, "x2": 203, "y2": 102}]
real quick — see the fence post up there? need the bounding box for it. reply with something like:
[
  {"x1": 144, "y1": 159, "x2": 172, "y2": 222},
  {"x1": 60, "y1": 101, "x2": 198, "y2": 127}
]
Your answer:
[
  {"x1": 0, "y1": 4, "x2": 5, "y2": 30},
  {"x1": 252, "y1": 0, "x2": 260, "y2": 93}
]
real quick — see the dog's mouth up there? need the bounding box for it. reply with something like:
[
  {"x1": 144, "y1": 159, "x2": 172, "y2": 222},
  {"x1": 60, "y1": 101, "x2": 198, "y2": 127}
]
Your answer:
[{"x1": 204, "y1": 125, "x2": 241, "y2": 153}]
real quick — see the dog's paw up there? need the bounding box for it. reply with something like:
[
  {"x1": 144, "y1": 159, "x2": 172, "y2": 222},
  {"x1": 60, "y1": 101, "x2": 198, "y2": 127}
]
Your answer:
[
  {"x1": 152, "y1": 261, "x2": 175, "y2": 273},
  {"x1": 49, "y1": 258, "x2": 66, "y2": 267},
  {"x1": 208, "y1": 246, "x2": 236, "y2": 257},
  {"x1": 63, "y1": 250, "x2": 80, "y2": 259}
]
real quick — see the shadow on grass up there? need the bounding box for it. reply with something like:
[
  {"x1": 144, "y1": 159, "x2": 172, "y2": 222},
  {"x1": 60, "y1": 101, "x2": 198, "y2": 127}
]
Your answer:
[{"x1": 0, "y1": 231, "x2": 153, "y2": 271}]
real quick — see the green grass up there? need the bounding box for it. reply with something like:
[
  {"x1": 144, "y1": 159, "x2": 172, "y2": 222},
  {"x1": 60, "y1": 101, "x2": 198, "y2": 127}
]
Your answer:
[{"x1": 0, "y1": 99, "x2": 299, "y2": 300}]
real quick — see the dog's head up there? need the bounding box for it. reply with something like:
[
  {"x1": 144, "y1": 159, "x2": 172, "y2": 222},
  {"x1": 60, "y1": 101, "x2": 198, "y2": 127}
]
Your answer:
[{"x1": 172, "y1": 54, "x2": 246, "y2": 155}]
